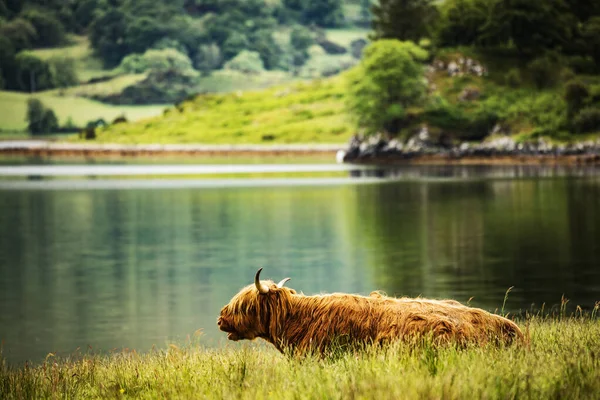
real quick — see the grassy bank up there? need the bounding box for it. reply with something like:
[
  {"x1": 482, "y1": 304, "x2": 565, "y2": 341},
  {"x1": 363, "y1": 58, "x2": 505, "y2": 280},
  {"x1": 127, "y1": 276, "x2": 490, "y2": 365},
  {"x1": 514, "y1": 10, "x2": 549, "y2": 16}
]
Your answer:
[
  {"x1": 89, "y1": 77, "x2": 353, "y2": 144},
  {"x1": 2, "y1": 315, "x2": 599, "y2": 399}
]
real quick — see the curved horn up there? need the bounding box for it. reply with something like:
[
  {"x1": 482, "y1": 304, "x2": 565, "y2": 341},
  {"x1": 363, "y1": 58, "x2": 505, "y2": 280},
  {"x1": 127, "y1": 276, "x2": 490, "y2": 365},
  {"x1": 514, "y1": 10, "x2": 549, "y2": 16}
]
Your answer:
[
  {"x1": 254, "y1": 268, "x2": 269, "y2": 294},
  {"x1": 277, "y1": 278, "x2": 291, "y2": 288}
]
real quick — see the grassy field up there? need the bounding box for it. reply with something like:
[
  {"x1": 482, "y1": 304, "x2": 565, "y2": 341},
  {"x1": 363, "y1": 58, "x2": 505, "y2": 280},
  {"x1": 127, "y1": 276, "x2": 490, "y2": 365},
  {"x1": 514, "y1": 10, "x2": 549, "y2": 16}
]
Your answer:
[
  {"x1": 29, "y1": 36, "x2": 112, "y2": 83},
  {"x1": 1, "y1": 315, "x2": 599, "y2": 399},
  {"x1": 90, "y1": 77, "x2": 354, "y2": 144},
  {"x1": 0, "y1": 90, "x2": 167, "y2": 132}
]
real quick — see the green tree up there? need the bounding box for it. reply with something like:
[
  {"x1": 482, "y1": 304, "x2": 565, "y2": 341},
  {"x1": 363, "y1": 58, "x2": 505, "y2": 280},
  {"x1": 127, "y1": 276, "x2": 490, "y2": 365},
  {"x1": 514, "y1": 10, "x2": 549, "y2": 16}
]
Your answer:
[
  {"x1": 0, "y1": 18, "x2": 37, "y2": 51},
  {"x1": 303, "y1": 0, "x2": 343, "y2": 27},
  {"x1": 89, "y1": 8, "x2": 129, "y2": 67},
  {"x1": 73, "y1": 0, "x2": 101, "y2": 32},
  {"x1": 221, "y1": 31, "x2": 249, "y2": 61},
  {"x1": 48, "y1": 57, "x2": 78, "y2": 88},
  {"x1": 249, "y1": 29, "x2": 281, "y2": 69},
  {"x1": 580, "y1": 17, "x2": 600, "y2": 68},
  {"x1": 194, "y1": 43, "x2": 222, "y2": 74},
  {"x1": 360, "y1": 0, "x2": 371, "y2": 25},
  {"x1": 290, "y1": 25, "x2": 314, "y2": 53},
  {"x1": 346, "y1": 40, "x2": 428, "y2": 135},
  {"x1": 436, "y1": 0, "x2": 489, "y2": 47},
  {"x1": 0, "y1": 35, "x2": 17, "y2": 89},
  {"x1": 371, "y1": 0, "x2": 438, "y2": 42},
  {"x1": 15, "y1": 52, "x2": 53, "y2": 92},
  {"x1": 20, "y1": 8, "x2": 66, "y2": 47},
  {"x1": 26, "y1": 98, "x2": 59, "y2": 134},
  {"x1": 223, "y1": 50, "x2": 265, "y2": 74},
  {"x1": 481, "y1": 0, "x2": 572, "y2": 54}
]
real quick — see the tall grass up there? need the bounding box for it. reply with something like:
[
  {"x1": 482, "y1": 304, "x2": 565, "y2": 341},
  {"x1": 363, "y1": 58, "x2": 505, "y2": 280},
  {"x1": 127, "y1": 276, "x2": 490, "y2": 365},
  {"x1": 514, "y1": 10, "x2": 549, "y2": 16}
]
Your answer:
[{"x1": 2, "y1": 311, "x2": 599, "y2": 399}]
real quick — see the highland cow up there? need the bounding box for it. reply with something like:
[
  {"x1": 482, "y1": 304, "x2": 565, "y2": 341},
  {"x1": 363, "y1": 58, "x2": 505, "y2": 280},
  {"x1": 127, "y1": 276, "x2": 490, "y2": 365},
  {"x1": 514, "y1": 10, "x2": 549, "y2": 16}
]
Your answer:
[{"x1": 217, "y1": 269, "x2": 523, "y2": 354}]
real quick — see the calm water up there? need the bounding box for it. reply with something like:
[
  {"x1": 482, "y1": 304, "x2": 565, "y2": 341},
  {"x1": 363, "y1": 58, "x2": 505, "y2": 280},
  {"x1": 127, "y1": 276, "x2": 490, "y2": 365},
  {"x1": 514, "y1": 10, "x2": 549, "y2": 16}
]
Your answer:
[{"x1": 1, "y1": 165, "x2": 599, "y2": 364}]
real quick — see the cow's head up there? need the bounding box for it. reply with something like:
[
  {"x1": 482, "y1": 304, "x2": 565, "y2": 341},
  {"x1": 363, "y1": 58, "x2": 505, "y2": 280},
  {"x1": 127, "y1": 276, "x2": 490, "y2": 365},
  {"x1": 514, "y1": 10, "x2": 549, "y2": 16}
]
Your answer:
[{"x1": 217, "y1": 268, "x2": 295, "y2": 342}]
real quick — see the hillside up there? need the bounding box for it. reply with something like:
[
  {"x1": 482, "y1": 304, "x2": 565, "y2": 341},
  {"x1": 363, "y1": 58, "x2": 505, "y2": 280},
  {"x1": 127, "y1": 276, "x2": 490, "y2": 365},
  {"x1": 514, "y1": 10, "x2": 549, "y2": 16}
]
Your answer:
[
  {"x1": 88, "y1": 49, "x2": 600, "y2": 146},
  {"x1": 88, "y1": 77, "x2": 353, "y2": 144}
]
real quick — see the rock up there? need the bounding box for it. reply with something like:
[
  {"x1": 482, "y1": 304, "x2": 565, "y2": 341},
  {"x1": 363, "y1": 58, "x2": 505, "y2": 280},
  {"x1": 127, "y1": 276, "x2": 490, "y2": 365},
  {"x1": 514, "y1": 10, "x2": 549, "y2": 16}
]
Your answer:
[
  {"x1": 459, "y1": 87, "x2": 481, "y2": 102},
  {"x1": 447, "y1": 61, "x2": 460, "y2": 76}
]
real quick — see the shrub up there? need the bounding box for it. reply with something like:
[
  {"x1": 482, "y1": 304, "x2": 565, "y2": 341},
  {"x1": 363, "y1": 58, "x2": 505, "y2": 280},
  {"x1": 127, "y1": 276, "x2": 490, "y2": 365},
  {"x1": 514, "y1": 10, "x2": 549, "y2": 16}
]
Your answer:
[
  {"x1": 26, "y1": 98, "x2": 59, "y2": 134},
  {"x1": 119, "y1": 48, "x2": 195, "y2": 74},
  {"x1": 424, "y1": 98, "x2": 497, "y2": 140},
  {"x1": 317, "y1": 38, "x2": 347, "y2": 55},
  {"x1": 48, "y1": 57, "x2": 78, "y2": 88},
  {"x1": 290, "y1": 25, "x2": 314, "y2": 52},
  {"x1": 572, "y1": 107, "x2": 600, "y2": 133},
  {"x1": 194, "y1": 43, "x2": 222, "y2": 75},
  {"x1": 527, "y1": 56, "x2": 557, "y2": 89},
  {"x1": 151, "y1": 38, "x2": 189, "y2": 55},
  {"x1": 565, "y1": 55, "x2": 597, "y2": 74},
  {"x1": 564, "y1": 80, "x2": 590, "y2": 119},
  {"x1": 350, "y1": 39, "x2": 368, "y2": 59},
  {"x1": 224, "y1": 50, "x2": 265, "y2": 74},
  {"x1": 504, "y1": 68, "x2": 521, "y2": 88},
  {"x1": 105, "y1": 68, "x2": 199, "y2": 105}
]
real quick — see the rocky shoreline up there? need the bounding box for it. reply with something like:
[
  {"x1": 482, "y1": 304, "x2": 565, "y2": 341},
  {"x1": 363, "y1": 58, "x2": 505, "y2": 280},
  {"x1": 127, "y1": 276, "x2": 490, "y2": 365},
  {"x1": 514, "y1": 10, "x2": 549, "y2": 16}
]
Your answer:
[
  {"x1": 339, "y1": 131, "x2": 600, "y2": 165},
  {"x1": 1, "y1": 137, "x2": 600, "y2": 165}
]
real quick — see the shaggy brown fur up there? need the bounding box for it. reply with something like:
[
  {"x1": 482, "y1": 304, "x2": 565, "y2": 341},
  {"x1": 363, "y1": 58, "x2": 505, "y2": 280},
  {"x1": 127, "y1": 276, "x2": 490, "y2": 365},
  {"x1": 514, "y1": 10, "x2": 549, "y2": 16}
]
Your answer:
[{"x1": 218, "y1": 273, "x2": 523, "y2": 354}]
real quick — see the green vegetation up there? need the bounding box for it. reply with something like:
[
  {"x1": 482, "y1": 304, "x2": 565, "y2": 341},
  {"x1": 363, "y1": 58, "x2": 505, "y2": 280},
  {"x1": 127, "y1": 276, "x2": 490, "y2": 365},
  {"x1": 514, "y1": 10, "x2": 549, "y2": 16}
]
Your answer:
[
  {"x1": 346, "y1": 40, "x2": 428, "y2": 135},
  {"x1": 90, "y1": 78, "x2": 352, "y2": 144},
  {"x1": 0, "y1": 90, "x2": 166, "y2": 132},
  {"x1": 25, "y1": 98, "x2": 58, "y2": 134},
  {"x1": 1, "y1": 314, "x2": 599, "y2": 399}
]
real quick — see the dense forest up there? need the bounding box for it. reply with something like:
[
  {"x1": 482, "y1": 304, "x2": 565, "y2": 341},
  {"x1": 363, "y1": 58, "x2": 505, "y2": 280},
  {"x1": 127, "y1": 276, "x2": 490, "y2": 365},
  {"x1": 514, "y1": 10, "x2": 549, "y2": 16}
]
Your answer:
[{"x1": 0, "y1": 0, "x2": 358, "y2": 92}]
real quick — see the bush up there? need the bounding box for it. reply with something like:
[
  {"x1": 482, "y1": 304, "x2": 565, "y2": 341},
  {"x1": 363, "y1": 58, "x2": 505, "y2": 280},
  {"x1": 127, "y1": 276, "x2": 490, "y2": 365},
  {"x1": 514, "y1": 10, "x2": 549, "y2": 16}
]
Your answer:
[
  {"x1": 290, "y1": 25, "x2": 314, "y2": 52},
  {"x1": 564, "y1": 80, "x2": 590, "y2": 119},
  {"x1": 102, "y1": 68, "x2": 200, "y2": 105},
  {"x1": 317, "y1": 38, "x2": 347, "y2": 54},
  {"x1": 504, "y1": 68, "x2": 521, "y2": 88},
  {"x1": 151, "y1": 38, "x2": 189, "y2": 55},
  {"x1": 48, "y1": 57, "x2": 78, "y2": 88},
  {"x1": 572, "y1": 107, "x2": 600, "y2": 133},
  {"x1": 26, "y1": 98, "x2": 59, "y2": 134},
  {"x1": 424, "y1": 99, "x2": 497, "y2": 140},
  {"x1": 119, "y1": 48, "x2": 195, "y2": 74},
  {"x1": 565, "y1": 55, "x2": 597, "y2": 74},
  {"x1": 224, "y1": 50, "x2": 265, "y2": 74},
  {"x1": 350, "y1": 39, "x2": 368, "y2": 59},
  {"x1": 527, "y1": 56, "x2": 557, "y2": 89},
  {"x1": 194, "y1": 43, "x2": 222, "y2": 75}
]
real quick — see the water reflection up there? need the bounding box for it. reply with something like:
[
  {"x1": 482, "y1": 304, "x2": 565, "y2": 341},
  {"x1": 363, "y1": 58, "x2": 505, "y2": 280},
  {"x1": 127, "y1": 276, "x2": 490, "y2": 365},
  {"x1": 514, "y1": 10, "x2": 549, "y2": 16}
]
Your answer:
[{"x1": 0, "y1": 168, "x2": 599, "y2": 364}]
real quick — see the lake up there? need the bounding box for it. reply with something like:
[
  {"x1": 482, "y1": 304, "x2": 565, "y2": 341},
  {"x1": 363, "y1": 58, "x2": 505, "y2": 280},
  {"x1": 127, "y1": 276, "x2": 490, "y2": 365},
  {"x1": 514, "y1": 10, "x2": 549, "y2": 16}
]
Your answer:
[{"x1": 0, "y1": 164, "x2": 599, "y2": 364}]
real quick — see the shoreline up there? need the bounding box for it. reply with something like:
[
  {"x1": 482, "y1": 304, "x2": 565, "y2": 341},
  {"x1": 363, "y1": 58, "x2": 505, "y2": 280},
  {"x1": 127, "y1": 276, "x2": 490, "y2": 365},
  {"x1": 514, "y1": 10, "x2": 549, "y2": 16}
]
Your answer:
[{"x1": 1, "y1": 141, "x2": 599, "y2": 165}]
